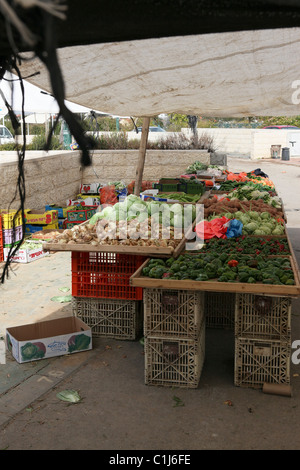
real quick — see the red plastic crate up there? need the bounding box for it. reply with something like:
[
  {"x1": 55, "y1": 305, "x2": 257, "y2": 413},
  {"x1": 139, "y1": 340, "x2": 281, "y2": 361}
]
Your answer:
[{"x1": 71, "y1": 252, "x2": 146, "y2": 300}]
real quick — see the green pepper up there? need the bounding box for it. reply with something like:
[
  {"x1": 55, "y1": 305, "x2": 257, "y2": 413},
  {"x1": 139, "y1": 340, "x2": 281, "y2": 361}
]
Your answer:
[
  {"x1": 196, "y1": 273, "x2": 209, "y2": 281},
  {"x1": 170, "y1": 263, "x2": 181, "y2": 273},
  {"x1": 165, "y1": 257, "x2": 175, "y2": 267},
  {"x1": 142, "y1": 267, "x2": 151, "y2": 276},
  {"x1": 148, "y1": 259, "x2": 165, "y2": 267},
  {"x1": 188, "y1": 270, "x2": 201, "y2": 280},
  {"x1": 238, "y1": 273, "x2": 250, "y2": 283},
  {"x1": 179, "y1": 264, "x2": 188, "y2": 271},
  {"x1": 149, "y1": 266, "x2": 166, "y2": 278}
]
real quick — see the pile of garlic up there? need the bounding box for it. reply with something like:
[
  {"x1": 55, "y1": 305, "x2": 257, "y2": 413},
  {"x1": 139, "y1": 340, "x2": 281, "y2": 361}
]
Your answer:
[{"x1": 47, "y1": 218, "x2": 185, "y2": 248}]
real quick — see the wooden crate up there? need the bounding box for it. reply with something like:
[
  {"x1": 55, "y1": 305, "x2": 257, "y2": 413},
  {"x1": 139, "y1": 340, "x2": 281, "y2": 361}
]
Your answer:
[{"x1": 130, "y1": 256, "x2": 300, "y2": 297}]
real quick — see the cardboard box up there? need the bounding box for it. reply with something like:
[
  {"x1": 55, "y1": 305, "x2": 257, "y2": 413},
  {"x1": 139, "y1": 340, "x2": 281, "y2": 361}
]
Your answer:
[
  {"x1": 25, "y1": 222, "x2": 59, "y2": 234},
  {"x1": 45, "y1": 204, "x2": 76, "y2": 218},
  {"x1": 67, "y1": 205, "x2": 98, "y2": 222},
  {"x1": 79, "y1": 183, "x2": 101, "y2": 194},
  {"x1": 25, "y1": 209, "x2": 58, "y2": 225},
  {"x1": 6, "y1": 317, "x2": 92, "y2": 363},
  {"x1": 67, "y1": 197, "x2": 100, "y2": 206},
  {"x1": 3, "y1": 241, "x2": 49, "y2": 263}
]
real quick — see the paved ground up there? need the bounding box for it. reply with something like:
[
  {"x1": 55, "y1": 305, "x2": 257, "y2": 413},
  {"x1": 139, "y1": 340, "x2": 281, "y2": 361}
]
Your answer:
[{"x1": 0, "y1": 156, "x2": 300, "y2": 451}]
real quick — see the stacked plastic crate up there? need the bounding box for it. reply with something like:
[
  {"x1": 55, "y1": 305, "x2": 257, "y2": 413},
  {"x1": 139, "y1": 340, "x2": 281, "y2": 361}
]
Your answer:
[
  {"x1": 72, "y1": 252, "x2": 146, "y2": 340},
  {"x1": 234, "y1": 294, "x2": 292, "y2": 389},
  {"x1": 0, "y1": 210, "x2": 23, "y2": 259},
  {"x1": 143, "y1": 288, "x2": 206, "y2": 388}
]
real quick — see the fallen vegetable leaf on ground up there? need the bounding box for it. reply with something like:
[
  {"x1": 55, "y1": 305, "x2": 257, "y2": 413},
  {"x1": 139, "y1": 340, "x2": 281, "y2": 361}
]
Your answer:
[
  {"x1": 59, "y1": 287, "x2": 70, "y2": 293},
  {"x1": 56, "y1": 389, "x2": 82, "y2": 403},
  {"x1": 50, "y1": 295, "x2": 72, "y2": 303},
  {"x1": 173, "y1": 396, "x2": 184, "y2": 407}
]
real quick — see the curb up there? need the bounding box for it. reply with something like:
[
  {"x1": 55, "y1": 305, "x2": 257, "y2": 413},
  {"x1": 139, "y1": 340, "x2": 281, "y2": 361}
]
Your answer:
[{"x1": 0, "y1": 347, "x2": 98, "y2": 429}]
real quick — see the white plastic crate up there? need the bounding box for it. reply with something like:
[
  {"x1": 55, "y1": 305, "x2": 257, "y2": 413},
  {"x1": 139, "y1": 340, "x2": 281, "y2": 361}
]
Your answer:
[
  {"x1": 204, "y1": 292, "x2": 235, "y2": 330},
  {"x1": 234, "y1": 336, "x2": 291, "y2": 389},
  {"x1": 144, "y1": 322, "x2": 205, "y2": 388},
  {"x1": 72, "y1": 297, "x2": 143, "y2": 340},
  {"x1": 235, "y1": 294, "x2": 291, "y2": 341},
  {"x1": 143, "y1": 288, "x2": 204, "y2": 339}
]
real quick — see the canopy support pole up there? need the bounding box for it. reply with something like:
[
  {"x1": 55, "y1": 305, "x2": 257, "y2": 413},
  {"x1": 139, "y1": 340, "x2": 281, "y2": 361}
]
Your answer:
[{"x1": 134, "y1": 116, "x2": 150, "y2": 196}]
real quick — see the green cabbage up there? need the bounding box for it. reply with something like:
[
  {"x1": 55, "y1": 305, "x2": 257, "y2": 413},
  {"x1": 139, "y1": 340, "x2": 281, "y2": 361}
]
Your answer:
[{"x1": 244, "y1": 222, "x2": 258, "y2": 233}]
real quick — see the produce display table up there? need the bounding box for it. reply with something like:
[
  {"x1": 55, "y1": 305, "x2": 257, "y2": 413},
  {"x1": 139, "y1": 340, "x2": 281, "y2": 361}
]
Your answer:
[{"x1": 37, "y1": 167, "x2": 300, "y2": 391}]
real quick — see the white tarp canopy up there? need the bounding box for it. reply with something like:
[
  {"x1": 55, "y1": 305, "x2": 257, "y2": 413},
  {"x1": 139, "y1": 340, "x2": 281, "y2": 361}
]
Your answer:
[
  {"x1": 0, "y1": 72, "x2": 101, "y2": 115},
  {"x1": 16, "y1": 27, "x2": 300, "y2": 118},
  {"x1": 21, "y1": 113, "x2": 51, "y2": 124}
]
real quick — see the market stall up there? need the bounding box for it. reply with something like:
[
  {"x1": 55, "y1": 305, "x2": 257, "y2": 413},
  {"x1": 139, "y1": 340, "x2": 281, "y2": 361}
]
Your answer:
[{"x1": 27, "y1": 165, "x2": 299, "y2": 391}]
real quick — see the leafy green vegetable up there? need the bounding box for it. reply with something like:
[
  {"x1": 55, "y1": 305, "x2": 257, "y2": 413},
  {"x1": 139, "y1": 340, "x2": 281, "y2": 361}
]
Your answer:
[{"x1": 56, "y1": 390, "x2": 82, "y2": 403}]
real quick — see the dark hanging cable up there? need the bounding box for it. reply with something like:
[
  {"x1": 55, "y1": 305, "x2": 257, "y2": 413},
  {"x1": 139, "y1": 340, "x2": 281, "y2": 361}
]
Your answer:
[{"x1": 1, "y1": 59, "x2": 27, "y2": 283}]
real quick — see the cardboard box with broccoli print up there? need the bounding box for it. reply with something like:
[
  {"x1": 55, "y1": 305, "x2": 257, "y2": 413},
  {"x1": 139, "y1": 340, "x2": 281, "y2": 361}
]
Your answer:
[{"x1": 6, "y1": 317, "x2": 92, "y2": 363}]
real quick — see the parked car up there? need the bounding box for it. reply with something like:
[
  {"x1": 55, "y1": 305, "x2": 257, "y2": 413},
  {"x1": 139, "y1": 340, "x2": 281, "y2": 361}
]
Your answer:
[
  {"x1": 137, "y1": 126, "x2": 166, "y2": 133},
  {"x1": 262, "y1": 125, "x2": 300, "y2": 129},
  {"x1": 0, "y1": 125, "x2": 15, "y2": 144}
]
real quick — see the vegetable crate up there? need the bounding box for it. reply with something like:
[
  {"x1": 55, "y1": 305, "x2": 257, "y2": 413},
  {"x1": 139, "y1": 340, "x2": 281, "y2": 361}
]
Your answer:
[
  {"x1": 178, "y1": 182, "x2": 205, "y2": 195},
  {"x1": 0, "y1": 210, "x2": 23, "y2": 229},
  {"x1": 3, "y1": 225, "x2": 23, "y2": 247},
  {"x1": 153, "y1": 183, "x2": 179, "y2": 192},
  {"x1": 204, "y1": 292, "x2": 236, "y2": 330},
  {"x1": 234, "y1": 336, "x2": 291, "y2": 389},
  {"x1": 143, "y1": 288, "x2": 204, "y2": 339},
  {"x1": 144, "y1": 322, "x2": 205, "y2": 388},
  {"x1": 235, "y1": 294, "x2": 292, "y2": 341},
  {"x1": 66, "y1": 205, "x2": 98, "y2": 222},
  {"x1": 72, "y1": 297, "x2": 143, "y2": 340},
  {"x1": 71, "y1": 251, "x2": 146, "y2": 300}
]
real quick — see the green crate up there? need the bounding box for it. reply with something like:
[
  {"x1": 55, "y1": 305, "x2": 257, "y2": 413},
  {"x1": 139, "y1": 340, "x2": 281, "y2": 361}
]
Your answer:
[
  {"x1": 67, "y1": 205, "x2": 98, "y2": 222},
  {"x1": 153, "y1": 183, "x2": 179, "y2": 192},
  {"x1": 178, "y1": 182, "x2": 205, "y2": 195}
]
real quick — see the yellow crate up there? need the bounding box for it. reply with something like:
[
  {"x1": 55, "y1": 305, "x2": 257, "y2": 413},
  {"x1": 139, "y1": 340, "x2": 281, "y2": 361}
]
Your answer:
[
  {"x1": 0, "y1": 210, "x2": 23, "y2": 229},
  {"x1": 24, "y1": 209, "x2": 58, "y2": 225}
]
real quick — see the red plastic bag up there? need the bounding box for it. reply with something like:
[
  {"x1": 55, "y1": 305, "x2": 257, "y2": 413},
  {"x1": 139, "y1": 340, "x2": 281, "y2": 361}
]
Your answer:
[
  {"x1": 100, "y1": 186, "x2": 118, "y2": 205},
  {"x1": 195, "y1": 216, "x2": 230, "y2": 239}
]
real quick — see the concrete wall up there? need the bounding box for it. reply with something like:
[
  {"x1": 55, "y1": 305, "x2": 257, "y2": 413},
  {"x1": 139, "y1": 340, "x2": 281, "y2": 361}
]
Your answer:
[
  {"x1": 0, "y1": 149, "x2": 210, "y2": 211},
  {"x1": 82, "y1": 149, "x2": 210, "y2": 183},
  {"x1": 182, "y1": 128, "x2": 300, "y2": 159},
  {"x1": 0, "y1": 151, "x2": 82, "y2": 211}
]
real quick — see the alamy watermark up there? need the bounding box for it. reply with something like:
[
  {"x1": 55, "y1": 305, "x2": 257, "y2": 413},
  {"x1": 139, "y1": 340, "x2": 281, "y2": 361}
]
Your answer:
[{"x1": 291, "y1": 80, "x2": 300, "y2": 104}]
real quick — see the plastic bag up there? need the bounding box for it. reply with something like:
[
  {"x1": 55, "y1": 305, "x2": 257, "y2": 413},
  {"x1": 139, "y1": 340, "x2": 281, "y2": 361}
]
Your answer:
[
  {"x1": 100, "y1": 185, "x2": 118, "y2": 205},
  {"x1": 226, "y1": 219, "x2": 243, "y2": 238},
  {"x1": 195, "y1": 216, "x2": 230, "y2": 239}
]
